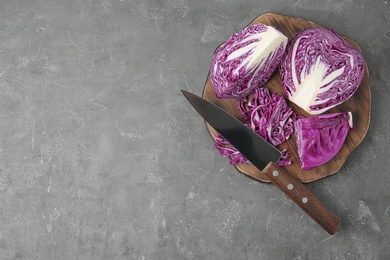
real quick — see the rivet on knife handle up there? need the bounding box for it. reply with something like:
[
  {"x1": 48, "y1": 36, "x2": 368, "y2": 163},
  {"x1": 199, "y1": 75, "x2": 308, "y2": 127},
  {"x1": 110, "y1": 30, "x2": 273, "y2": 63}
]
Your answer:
[{"x1": 263, "y1": 162, "x2": 341, "y2": 235}]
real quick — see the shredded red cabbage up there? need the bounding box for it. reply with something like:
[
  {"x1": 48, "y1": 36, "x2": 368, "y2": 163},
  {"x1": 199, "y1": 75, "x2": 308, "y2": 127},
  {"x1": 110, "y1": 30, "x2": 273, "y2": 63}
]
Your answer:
[{"x1": 215, "y1": 88, "x2": 296, "y2": 166}]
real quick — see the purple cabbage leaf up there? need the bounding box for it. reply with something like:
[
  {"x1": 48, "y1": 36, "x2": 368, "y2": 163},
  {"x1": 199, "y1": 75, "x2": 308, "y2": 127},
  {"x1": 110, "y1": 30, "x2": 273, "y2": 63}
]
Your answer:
[{"x1": 295, "y1": 111, "x2": 353, "y2": 170}]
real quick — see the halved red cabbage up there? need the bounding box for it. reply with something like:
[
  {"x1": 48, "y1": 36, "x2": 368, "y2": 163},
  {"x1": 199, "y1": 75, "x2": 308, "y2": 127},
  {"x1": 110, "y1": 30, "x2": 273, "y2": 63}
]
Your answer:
[
  {"x1": 215, "y1": 88, "x2": 296, "y2": 166},
  {"x1": 280, "y1": 28, "x2": 365, "y2": 115},
  {"x1": 210, "y1": 24, "x2": 288, "y2": 99},
  {"x1": 295, "y1": 112, "x2": 353, "y2": 170}
]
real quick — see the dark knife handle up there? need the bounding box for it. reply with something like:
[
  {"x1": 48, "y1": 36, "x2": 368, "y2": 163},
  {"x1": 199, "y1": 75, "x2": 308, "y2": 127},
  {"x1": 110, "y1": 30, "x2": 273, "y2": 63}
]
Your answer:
[{"x1": 263, "y1": 162, "x2": 341, "y2": 235}]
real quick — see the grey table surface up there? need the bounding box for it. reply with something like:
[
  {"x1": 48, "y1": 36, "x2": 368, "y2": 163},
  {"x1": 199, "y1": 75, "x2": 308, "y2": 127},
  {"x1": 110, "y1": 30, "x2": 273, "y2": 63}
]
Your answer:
[{"x1": 0, "y1": 0, "x2": 389, "y2": 259}]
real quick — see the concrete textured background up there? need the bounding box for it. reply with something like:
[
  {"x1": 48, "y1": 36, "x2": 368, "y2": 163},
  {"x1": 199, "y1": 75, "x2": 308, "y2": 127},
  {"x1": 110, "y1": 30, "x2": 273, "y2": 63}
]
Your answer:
[{"x1": 0, "y1": 0, "x2": 389, "y2": 259}]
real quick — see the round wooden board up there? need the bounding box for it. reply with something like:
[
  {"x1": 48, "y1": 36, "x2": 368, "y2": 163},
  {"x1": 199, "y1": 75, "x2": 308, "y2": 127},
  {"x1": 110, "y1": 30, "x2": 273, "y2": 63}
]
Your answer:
[{"x1": 202, "y1": 13, "x2": 371, "y2": 183}]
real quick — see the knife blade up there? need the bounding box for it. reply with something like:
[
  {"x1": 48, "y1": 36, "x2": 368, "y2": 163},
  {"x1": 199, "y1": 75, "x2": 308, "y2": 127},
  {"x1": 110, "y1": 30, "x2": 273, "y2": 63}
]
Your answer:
[{"x1": 181, "y1": 90, "x2": 341, "y2": 235}]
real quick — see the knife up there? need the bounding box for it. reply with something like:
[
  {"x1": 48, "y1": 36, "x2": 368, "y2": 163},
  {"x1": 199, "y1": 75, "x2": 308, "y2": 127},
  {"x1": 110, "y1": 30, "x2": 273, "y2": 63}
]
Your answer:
[{"x1": 181, "y1": 90, "x2": 341, "y2": 235}]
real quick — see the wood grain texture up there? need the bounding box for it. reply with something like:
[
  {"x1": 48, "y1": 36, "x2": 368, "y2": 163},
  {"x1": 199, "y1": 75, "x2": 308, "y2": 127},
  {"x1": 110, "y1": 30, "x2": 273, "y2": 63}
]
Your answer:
[{"x1": 202, "y1": 13, "x2": 371, "y2": 183}]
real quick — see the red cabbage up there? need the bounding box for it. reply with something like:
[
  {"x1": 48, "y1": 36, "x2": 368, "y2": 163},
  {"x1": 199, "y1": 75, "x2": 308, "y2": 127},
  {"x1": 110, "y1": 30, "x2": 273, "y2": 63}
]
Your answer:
[
  {"x1": 295, "y1": 112, "x2": 353, "y2": 170},
  {"x1": 215, "y1": 88, "x2": 296, "y2": 166},
  {"x1": 280, "y1": 28, "x2": 365, "y2": 115},
  {"x1": 210, "y1": 24, "x2": 288, "y2": 99}
]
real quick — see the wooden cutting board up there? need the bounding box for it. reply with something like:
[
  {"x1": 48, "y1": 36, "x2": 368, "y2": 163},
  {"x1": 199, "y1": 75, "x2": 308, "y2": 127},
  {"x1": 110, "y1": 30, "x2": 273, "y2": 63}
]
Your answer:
[{"x1": 202, "y1": 13, "x2": 371, "y2": 183}]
